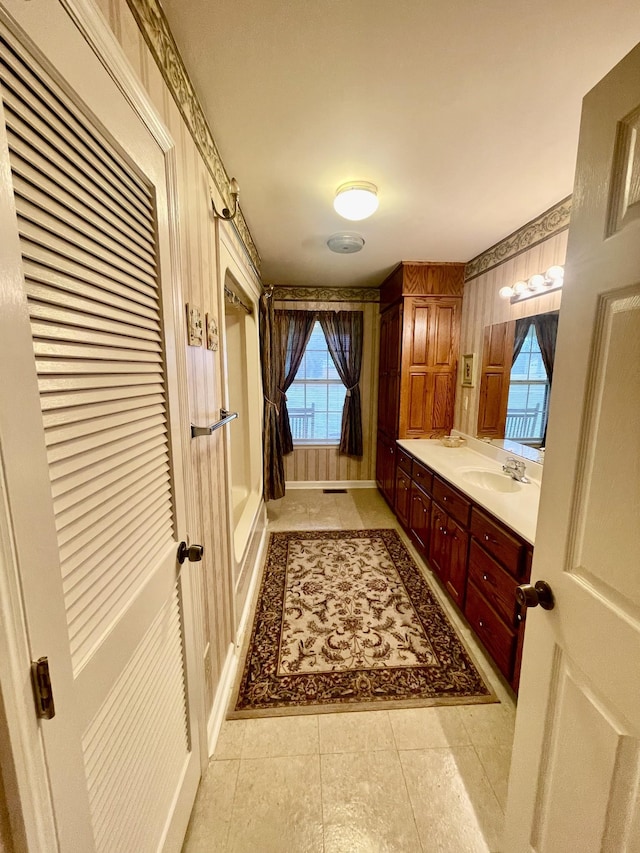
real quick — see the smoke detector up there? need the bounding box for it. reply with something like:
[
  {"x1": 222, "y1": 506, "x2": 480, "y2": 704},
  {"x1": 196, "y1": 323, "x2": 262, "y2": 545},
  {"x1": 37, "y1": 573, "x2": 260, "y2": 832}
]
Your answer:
[{"x1": 327, "y1": 232, "x2": 365, "y2": 254}]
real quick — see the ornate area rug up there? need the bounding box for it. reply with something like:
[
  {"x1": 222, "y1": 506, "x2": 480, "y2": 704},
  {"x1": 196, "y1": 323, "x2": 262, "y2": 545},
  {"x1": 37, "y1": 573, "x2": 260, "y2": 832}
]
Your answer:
[{"x1": 229, "y1": 529, "x2": 497, "y2": 718}]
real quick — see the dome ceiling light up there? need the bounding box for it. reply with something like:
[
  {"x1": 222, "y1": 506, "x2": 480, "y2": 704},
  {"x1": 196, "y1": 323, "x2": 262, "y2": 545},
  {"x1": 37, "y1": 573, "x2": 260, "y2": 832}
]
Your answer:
[{"x1": 333, "y1": 181, "x2": 379, "y2": 221}]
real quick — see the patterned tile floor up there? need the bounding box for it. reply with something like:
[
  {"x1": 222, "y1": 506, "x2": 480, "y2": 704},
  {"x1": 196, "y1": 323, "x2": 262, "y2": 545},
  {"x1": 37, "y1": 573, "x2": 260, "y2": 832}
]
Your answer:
[{"x1": 182, "y1": 489, "x2": 516, "y2": 853}]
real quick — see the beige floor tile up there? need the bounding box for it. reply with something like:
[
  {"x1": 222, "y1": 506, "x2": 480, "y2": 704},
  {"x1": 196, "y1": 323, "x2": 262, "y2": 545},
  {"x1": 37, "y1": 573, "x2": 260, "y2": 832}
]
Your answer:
[
  {"x1": 400, "y1": 746, "x2": 504, "y2": 853},
  {"x1": 213, "y1": 720, "x2": 246, "y2": 760},
  {"x1": 182, "y1": 759, "x2": 239, "y2": 852},
  {"x1": 240, "y1": 713, "x2": 319, "y2": 759},
  {"x1": 389, "y1": 705, "x2": 470, "y2": 750},
  {"x1": 458, "y1": 703, "x2": 516, "y2": 750},
  {"x1": 475, "y1": 743, "x2": 513, "y2": 811},
  {"x1": 226, "y1": 754, "x2": 323, "y2": 853},
  {"x1": 319, "y1": 710, "x2": 395, "y2": 754},
  {"x1": 321, "y1": 750, "x2": 421, "y2": 853}
]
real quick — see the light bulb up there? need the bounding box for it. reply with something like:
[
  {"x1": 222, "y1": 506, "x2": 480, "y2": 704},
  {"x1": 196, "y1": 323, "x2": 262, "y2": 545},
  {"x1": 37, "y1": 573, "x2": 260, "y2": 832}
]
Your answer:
[
  {"x1": 333, "y1": 182, "x2": 379, "y2": 220},
  {"x1": 499, "y1": 286, "x2": 515, "y2": 299},
  {"x1": 545, "y1": 265, "x2": 564, "y2": 281},
  {"x1": 528, "y1": 274, "x2": 545, "y2": 290},
  {"x1": 513, "y1": 281, "x2": 528, "y2": 295}
]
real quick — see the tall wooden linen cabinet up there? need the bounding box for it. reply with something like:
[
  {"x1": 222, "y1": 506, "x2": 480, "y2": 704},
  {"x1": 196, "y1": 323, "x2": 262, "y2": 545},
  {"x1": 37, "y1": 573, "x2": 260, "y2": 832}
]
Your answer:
[{"x1": 376, "y1": 262, "x2": 465, "y2": 505}]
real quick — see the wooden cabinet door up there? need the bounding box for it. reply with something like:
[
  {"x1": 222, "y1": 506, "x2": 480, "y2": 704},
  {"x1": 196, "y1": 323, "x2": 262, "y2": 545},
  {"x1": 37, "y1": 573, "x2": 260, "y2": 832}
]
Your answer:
[
  {"x1": 378, "y1": 304, "x2": 402, "y2": 437},
  {"x1": 429, "y1": 502, "x2": 449, "y2": 580},
  {"x1": 409, "y1": 483, "x2": 431, "y2": 555},
  {"x1": 477, "y1": 320, "x2": 516, "y2": 438},
  {"x1": 394, "y1": 467, "x2": 411, "y2": 528},
  {"x1": 445, "y1": 517, "x2": 469, "y2": 608},
  {"x1": 376, "y1": 433, "x2": 396, "y2": 506},
  {"x1": 399, "y1": 297, "x2": 460, "y2": 438},
  {"x1": 375, "y1": 432, "x2": 385, "y2": 491}
]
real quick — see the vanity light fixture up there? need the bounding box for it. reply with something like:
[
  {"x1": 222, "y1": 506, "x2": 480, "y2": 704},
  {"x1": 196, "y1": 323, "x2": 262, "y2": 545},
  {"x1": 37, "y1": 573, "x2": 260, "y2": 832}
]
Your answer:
[
  {"x1": 333, "y1": 181, "x2": 379, "y2": 221},
  {"x1": 499, "y1": 265, "x2": 564, "y2": 304},
  {"x1": 211, "y1": 177, "x2": 240, "y2": 221}
]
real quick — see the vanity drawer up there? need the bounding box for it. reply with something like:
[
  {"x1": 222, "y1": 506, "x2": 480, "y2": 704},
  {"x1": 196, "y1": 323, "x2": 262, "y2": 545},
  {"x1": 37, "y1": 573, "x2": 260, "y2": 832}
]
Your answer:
[
  {"x1": 412, "y1": 459, "x2": 433, "y2": 494},
  {"x1": 468, "y1": 539, "x2": 519, "y2": 628},
  {"x1": 433, "y1": 476, "x2": 470, "y2": 527},
  {"x1": 470, "y1": 508, "x2": 524, "y2": 577},
  {"x1": 465, "y1": 582, "x2": 517, "y2": 681},
  {"x1": 396, "y1": 448, "x2": 413, "y2": 476}
]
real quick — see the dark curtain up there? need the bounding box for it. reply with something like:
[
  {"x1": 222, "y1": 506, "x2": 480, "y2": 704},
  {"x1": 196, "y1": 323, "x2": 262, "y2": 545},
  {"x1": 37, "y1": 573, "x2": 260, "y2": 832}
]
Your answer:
[
  {"x1": 274, "y1": 310, "x2": 316, "y2": 454},
  {"x1": 533, "y1": 311, "x2": 559, "y2": 445},
  {"x1": 512, "y1": 317, "x2": 533, "y2": 366},
  {"x1": 259, "y1": 293, "x2": 285, "y2": 501},
  {"x1": 318, "y1": 310, "x2": 364, "y2": 457}
]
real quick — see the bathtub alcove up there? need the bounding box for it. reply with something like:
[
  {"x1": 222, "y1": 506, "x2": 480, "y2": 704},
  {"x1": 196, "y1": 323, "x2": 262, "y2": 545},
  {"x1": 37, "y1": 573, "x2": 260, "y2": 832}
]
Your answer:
[{"x1": 222, "y1": 271, "x2": 263, "y2": 612}]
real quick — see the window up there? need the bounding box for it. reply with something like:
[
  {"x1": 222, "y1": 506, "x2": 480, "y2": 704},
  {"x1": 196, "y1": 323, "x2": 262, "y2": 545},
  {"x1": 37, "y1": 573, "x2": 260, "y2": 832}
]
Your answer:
[
  {"x1": 506, "y1": 324, "x2": 549, "y2": 444},
  {"x1": 287, "y1": 321, "x2": 346, "y2": 443}
]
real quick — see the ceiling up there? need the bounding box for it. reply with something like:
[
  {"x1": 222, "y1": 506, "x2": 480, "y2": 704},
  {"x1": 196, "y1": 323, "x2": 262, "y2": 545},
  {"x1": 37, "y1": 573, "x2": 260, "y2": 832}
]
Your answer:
[{"x1": 161, "y1": 0, "x2": 640, "y2": 288}]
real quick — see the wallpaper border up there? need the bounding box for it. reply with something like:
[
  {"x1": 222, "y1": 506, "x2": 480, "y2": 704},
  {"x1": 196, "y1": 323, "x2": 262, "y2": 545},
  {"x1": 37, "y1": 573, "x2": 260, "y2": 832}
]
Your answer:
[
  {"x1": 272, "y1": 286, "x2": 380, "y2": 302},
  {"x1": 124, "y1": 0, "x2": 261, "y2": 276},
  {"x1": 465, "y1": 196, "x2": 572, "y2": 282}
]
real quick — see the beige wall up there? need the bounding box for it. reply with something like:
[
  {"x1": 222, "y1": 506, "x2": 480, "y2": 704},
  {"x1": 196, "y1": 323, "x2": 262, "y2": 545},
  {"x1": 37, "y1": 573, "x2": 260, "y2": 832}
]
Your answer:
[
  {"x1": 92, "y1": 0, "x2": 260, "y2": 713},
  {"x1": 454, "y1": 230, "x2": 568, "y2": 437},
  {"x1": 275, "y1": 300, "x2": 380, "y2": 483},
  {"x1": 0, "y1": 771, "x2": 12, "y2": 853}
]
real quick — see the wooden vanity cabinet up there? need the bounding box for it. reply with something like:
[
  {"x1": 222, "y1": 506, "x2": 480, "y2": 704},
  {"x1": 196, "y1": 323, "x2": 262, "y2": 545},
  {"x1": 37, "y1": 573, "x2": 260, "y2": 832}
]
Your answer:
[
  {"x1": 430, "y1": 485, "x2": 470, "y2": 609},
  {"x1": 465, "y1": 507, "x2": 531, "y2": 689},
  {"x1": 388, "y1": 445, "x2": 533, "y2": 694}
]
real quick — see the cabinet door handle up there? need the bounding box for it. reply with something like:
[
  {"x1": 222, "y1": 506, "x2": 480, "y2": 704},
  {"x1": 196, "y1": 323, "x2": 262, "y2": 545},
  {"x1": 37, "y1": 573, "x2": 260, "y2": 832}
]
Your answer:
[
  {"x1": 479, "y1": 619, "x2": 484, "y2": 628},
  {"x1": 443, "y1": 495, "x2": 449, "y2": 502},
  {"x1": 483, "y1": 533, "x2": 497, "y2": 544}
]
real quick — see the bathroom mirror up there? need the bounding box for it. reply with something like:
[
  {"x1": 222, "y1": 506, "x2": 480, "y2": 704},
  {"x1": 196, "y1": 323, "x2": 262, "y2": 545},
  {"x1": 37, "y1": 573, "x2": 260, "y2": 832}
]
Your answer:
[{"x1": 476, "y1": 310, "x2": 559, "y2": 449}]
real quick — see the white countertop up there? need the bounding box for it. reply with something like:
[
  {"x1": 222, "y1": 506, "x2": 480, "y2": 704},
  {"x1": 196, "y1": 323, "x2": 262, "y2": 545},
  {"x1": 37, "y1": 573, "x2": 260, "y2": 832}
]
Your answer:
[{"x1": 396, "y1": 438, "x2": 542, "y2": 545}]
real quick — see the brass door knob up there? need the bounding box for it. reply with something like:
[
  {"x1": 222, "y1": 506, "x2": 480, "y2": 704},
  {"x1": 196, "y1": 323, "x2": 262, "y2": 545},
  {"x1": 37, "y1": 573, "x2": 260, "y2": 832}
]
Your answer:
[{"x1": 516, "y1": 581, "x2": 555, "y2": 611}]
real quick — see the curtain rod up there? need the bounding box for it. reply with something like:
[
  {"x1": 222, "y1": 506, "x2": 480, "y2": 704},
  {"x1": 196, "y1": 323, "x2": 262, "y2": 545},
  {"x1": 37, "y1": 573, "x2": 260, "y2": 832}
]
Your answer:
[{"x1": 224, "y1": 285, "x2": 252, "y2": 314}]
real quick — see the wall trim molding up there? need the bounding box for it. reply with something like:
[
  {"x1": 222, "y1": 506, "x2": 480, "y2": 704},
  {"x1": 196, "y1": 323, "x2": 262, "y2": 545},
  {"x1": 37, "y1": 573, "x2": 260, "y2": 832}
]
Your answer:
[
  {"x1": 123, "y1": 0, "x2": 261, "y2": 277},
  {"x1": 465, "y1": 196, "x2": 572, "y2": 282},
  {"x1": 286, "y1": 480, "x2": 378, "y2": 490},
  {"x1": 272, "y1": 286, "x2": 380, "y2": 302},
  {"x1": 207, "y1": 520, "x2": 268, "y2": 756}
]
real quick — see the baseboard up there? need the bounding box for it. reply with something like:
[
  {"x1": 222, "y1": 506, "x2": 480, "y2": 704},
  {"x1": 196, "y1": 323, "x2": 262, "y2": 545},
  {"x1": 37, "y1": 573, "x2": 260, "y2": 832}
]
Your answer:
[
  {"x1": 206, "y1": 522, "x2": 268, "y2": 757},
  {"x1": 285, "y1": 480, "x2": 377, "y2": 490}
]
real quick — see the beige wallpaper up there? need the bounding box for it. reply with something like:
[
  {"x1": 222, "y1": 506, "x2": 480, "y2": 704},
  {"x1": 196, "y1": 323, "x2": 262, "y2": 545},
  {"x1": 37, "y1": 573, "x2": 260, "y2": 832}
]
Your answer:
[
  {"x1": 454, "y1": 230, "x2": 568, "y2": 436},
  {"x1": 93, "y1": 0, "x2": 246, "y2": 713},
  {"x1": 275, "y1": 300, "x2": 380, "y2": 483},
  {"x1": 0, "y1": 770, "x2": 12, "y2": 853}
]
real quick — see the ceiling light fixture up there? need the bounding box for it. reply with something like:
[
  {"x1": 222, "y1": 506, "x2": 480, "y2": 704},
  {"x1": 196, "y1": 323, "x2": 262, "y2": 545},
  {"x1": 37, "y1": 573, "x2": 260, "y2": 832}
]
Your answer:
[
  {"x1": 327, "y1": 232, "x2": 365, "y2": 253},
  {"x1": 333, "y1": 181, "x2": 379, "y2": 221},
  {"x1": 499, "y1": 265, "x2": 564, "y2": 303},
  {"x1": 211, "y1": 177, "x2": 240, "y2": 221}
]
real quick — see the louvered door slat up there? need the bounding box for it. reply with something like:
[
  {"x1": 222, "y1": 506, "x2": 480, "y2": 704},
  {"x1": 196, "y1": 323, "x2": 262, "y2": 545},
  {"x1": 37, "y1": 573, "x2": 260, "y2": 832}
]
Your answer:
[
  {"x1": 19, "y1": 229, "x2": 159, "y2": 300},
  {"x1": 44, "y1": 404, "x2": 166, "y2": 449},
  {"x1": 42, "y1": 393, "x2": 166, "y2": 430},
  {"x1": 25, "y1": 275, "x2": 161, "y2": 330},
  {"x1": 5, "y1": 107, "x2": 152, "y2": 230},
  {"x1": 59, "y1": 478, "x2": 171, "y2": 566},
  {"x1": 53, "y1": 455, "x2": 170, "y2": 521},
  {"x1": 11, "y1": 152, "x2": 156, "y2": 260},
  {"x1": 23, "y1": 250, "x2": 159, "y2": 312},
  {"x1": 0, "y1": 45, "x2": 152, "y2": 211},
  {"x1": 48, "y1": 423, "x2": 166, "y2": 482},
  {"x1": 16, "y1": 204, "x2": 158, "y2": 289},
  {"x1": 31, "y1": 317, "x2": 162, "y2": 353},
  {"x1": 14, "y1": 177, "x2": 157, "y2": 272},
  {"x1": 55, "y1": 466, "x2": 170, "y2": 552},
  {"x1": 38, "y1": 374, "x2": 162, "y2": 394},
  {"x1": 40, "y1": 383, "x2": 165, "y2": 412}
]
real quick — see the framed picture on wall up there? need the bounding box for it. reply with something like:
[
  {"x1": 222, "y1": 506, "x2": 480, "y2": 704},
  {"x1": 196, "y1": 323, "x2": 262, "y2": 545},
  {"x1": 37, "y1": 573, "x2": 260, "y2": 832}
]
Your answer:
[{"x1": 461, "y1": 353, "x2": 476, "y2": 387}]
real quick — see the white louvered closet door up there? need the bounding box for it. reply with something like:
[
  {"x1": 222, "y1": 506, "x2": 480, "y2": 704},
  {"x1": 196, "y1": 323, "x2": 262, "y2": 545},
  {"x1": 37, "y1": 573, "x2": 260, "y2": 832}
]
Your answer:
[{"x1": 0, "y1": 5, "x2": 200, "y2": 852}]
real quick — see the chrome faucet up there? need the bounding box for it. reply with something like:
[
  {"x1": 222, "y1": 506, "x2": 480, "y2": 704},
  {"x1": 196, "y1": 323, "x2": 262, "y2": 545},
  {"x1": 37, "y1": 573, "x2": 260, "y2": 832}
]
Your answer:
[{"x1": 502, "y1": 456, "x2": 529, "y2": 483}]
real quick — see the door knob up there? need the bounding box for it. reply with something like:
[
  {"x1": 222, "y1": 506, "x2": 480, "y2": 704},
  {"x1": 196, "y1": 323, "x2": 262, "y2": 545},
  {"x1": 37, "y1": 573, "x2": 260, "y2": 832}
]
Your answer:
[
  {"x1": 177, "y1": 541, "x2": 204, "y2": 564},
  {"x1": 516, "y1": 581, "x2": 555, "y2": 610}
]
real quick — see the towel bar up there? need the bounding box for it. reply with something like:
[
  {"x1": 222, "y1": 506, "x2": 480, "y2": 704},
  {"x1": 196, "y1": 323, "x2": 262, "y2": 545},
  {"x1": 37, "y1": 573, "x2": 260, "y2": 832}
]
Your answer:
[{"x1": 191, "y1": 409, "x2": 238, "y2": 437}]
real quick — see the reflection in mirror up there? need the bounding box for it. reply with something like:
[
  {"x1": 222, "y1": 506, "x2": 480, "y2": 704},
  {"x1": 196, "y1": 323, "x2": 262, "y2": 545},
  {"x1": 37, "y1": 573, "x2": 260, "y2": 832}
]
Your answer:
[
  {"x1": 476, "y1": 310, "x2": 559, "y2": 449},
  {"x1": 507, "y1": 313, "x2": 558, "y2": 446}
]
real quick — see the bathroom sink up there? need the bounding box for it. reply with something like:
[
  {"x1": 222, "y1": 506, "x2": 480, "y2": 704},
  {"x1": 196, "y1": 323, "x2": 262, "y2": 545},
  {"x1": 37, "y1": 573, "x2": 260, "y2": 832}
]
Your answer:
[{"x1": 458, "y1": 468, "x2": 523, "y2": 493}]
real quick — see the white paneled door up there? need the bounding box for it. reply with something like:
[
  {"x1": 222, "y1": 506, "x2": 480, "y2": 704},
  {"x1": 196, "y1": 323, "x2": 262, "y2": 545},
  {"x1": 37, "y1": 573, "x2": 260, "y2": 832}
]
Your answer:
[
  {"x1": 504, "y1": 43, "x2": 640, "y2": 852},
  {"x1": 0, "y1": 3, "x2": 200, "y2": 851}
]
